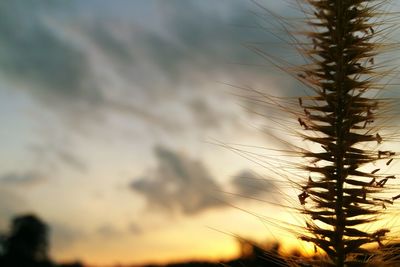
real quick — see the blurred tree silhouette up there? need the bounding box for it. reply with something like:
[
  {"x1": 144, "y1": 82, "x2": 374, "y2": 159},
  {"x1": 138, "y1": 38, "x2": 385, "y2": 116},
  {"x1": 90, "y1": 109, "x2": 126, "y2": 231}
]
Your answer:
[
  {"x1": 234, "y1": 238, "x2": 288, "y2": 267},
  {"x1": 0, "y1": 214, "x2": 56, "y2": 267}
]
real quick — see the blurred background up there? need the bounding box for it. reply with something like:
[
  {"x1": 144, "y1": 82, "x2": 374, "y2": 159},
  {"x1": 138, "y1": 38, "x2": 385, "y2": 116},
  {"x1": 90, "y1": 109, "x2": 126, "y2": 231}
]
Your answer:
[{"x1": 1, "y1": 1, "x2": 400, "y2": 266}]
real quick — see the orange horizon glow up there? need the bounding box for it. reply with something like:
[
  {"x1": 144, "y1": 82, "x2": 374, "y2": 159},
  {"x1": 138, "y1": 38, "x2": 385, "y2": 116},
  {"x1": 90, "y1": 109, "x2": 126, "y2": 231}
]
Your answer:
[
  {"x1": 53, "y1": 235, "x2": 319, "y2": 267},
  {"x1": 50, "y1": 209, "x2": 318, "y2": 266}
]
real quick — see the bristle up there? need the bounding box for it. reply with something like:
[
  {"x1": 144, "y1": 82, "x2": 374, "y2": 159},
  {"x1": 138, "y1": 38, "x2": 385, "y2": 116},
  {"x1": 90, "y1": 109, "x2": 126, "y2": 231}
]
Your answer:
[{"x1": 295, "y1": 0, "x2": 398, "y2": 265}]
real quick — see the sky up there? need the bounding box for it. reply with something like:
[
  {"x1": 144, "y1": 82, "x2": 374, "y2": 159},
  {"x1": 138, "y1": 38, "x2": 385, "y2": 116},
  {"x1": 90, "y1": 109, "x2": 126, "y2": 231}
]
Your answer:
[{"x1": 1, "y1": 1, "x2": 400, "y2": 266}]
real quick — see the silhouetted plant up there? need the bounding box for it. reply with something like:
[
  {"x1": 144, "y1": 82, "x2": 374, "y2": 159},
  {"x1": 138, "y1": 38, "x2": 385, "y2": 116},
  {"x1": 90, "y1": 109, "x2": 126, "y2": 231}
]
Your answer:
[
  {"x1": 224, "y1": 0, "x2": 400, "y2": 266},
  {"x1": 292, "y1": 1, "x2": 399, "y2": 266}
]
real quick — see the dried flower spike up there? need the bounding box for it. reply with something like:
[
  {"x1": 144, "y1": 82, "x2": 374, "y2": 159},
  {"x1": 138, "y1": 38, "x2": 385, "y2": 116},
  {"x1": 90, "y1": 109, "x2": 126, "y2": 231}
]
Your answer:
[{"x1": 293, "y1": 0, "x2": 398, "y2": 266}]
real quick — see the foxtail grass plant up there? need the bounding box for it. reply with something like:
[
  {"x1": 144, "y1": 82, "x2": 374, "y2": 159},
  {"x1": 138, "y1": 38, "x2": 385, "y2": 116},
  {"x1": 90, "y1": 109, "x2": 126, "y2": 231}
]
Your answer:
[
  {"x1": 222, "y1": 0, "x2": 400, "y2": 266},
  {"x1": 293, "y1": 1, "x2": 400, "y2": 265}
]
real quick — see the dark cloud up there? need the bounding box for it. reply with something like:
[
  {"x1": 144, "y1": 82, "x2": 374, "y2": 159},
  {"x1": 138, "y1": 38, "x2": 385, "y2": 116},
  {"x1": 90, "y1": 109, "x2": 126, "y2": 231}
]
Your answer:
[
  {"x1": 89, "y1": 24, "x2": 135, "y2": 66},
  {"x1": 78, "y1": 3, "x2": 265, "y2": 131},
  {"x1": 0, "y1": 172, "x2": 46, "y2": 187},
  {"x1": 130, "y1": 147, "x2": 281, "y2": 216},
  {"x1": 123, "y1": 1, "x2": 266, "y2": 87},
  {"x1": 231, "y1": 169, "x2": 276, "y2": 197},
  {"x1": 0, "y1": 0, "x2": 290, "y2": 140},
  {"x1": 130, "y1": 146, "x2": 225, "y2": 215},
  {"x1": 188, "y1": 99, "x2": 222, "y2": 128},
  {"x1": 0, "y1": 1, "x2": 99, "y2": 106}
]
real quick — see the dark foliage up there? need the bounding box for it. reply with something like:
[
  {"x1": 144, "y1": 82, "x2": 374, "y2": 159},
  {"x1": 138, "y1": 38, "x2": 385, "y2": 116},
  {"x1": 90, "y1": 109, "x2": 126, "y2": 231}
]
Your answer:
[
  {"x1": 0, "y1": 214, "x2": 57, "y2": 267},
  {"x1": 0, "y1": 214, "x2": 84, "y2": 267}
]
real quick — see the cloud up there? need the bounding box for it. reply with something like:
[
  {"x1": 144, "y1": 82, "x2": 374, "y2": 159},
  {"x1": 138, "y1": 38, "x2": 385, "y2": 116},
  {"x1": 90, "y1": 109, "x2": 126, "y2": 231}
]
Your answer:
[
  {"x1": 0, "y1": 1, "x2": 99, "y2": 107},
  {"x1": 231, "y1": 169, "x2": 276, "y2": 197},
  {"x1": 188, "y1": 99, "x2": 223, "y2": 129},
  {"x1": 29, "y1": 143, "x2": 87, "y2": 172},
  {"x1": 130, "y1": 148, "x2": 280, "y2": 217},
  {"x1": 0, "y1": 0, "x2": 282, "y2": 135},
  {"x1": 76, "y1": 2, "x2": 262, "y2": 131},
  {"x1": 0, "y1": 0, "x2": 296, "y2": 182},
  {"x1": 54, "y1": 148, "x2": 86, "y2": 172},
  {"x1": 130, "y1": 146, "x2": 226, "y2": 215},
  {"x1": 0, "y1": 172, "x2": 47, "y2": 187}
]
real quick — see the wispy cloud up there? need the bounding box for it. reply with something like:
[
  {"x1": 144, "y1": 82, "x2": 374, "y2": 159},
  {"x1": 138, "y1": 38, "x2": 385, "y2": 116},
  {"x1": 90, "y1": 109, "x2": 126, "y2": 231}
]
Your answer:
[
  {"x1": 29, "y1": 143, "x2": 86, "y2": 172},
  {"x1": 0, "y1": 171, "x2": 47, "y2": 187},
  {"x1": 0, "y1": 1, "x2": 98, "y2": 107},
  {"x1": 0, "y1": 0, "x2": 285, "y2": 136}
]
